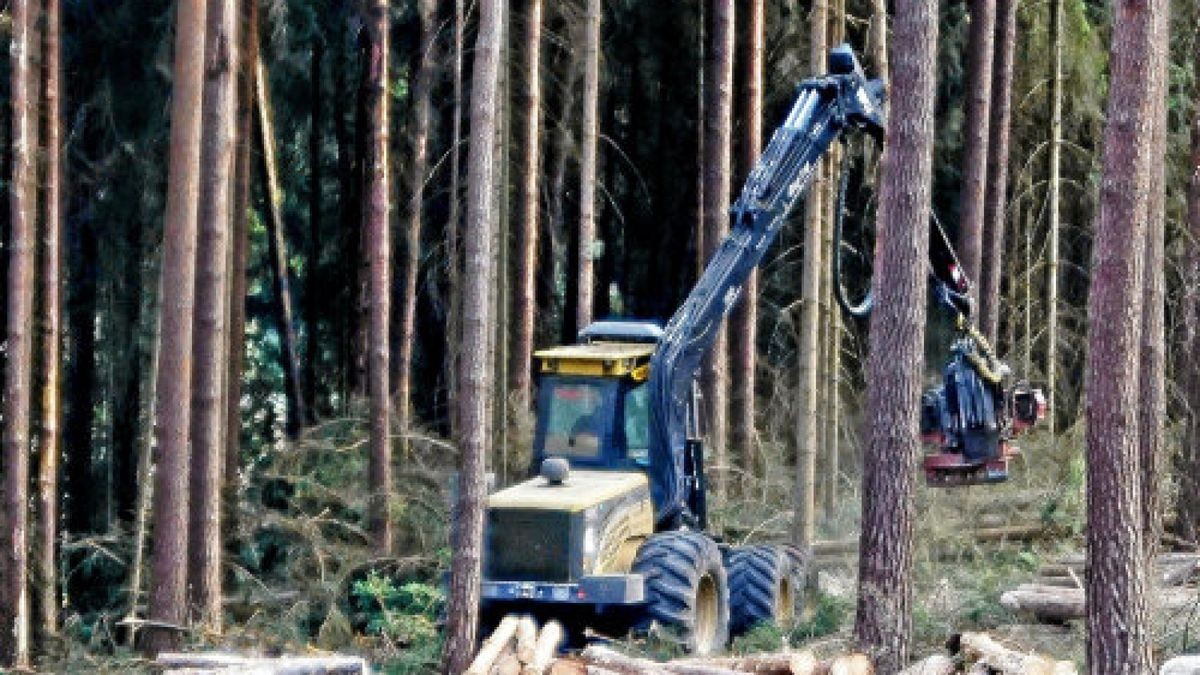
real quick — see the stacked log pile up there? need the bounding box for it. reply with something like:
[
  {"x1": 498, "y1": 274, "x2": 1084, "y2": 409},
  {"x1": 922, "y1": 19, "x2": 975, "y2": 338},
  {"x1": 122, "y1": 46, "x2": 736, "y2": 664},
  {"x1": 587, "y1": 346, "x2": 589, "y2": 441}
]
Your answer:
[
  {"x1": 900, "y1": 633, "x2": 1077, "y2": 674},
  {"x1": 1000, "y1": 553, "x2": 1199, "y2": 623}
]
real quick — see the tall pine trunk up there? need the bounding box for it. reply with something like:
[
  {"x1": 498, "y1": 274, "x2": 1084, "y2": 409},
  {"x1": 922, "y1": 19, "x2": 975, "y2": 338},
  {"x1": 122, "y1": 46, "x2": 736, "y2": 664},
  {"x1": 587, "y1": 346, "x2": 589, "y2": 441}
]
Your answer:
[
  {"x1": 1183, "y1": 20, "x2": 1200, "y2": 544},
  {"x1": 702, "y1": 0, "x2": 734, "y2": 504},
  {"x1": 955, "y1": 0, "x2": 995, "y2": 290},
  {"x1": 443, "y1": 0, "x2": 501, "y2": 667},
  {"x1": 511, "y1": 0, "x2": 543, "y2": 411},
  {"x1": 35, "y1": 0, "x2": 62, "y2": 641},
  {"x1": 144, "y1": 0, "x2": 208, "y2": 654},
  {"x1": 792, "y1": 0, "x2": 825, "y2": 549},
  {"x1": 978, "y1": 0, "x2": 1016, "y2": 343},
  {"x1": 1083, "y1": 1, "x2": 1165, "y2": 671},
  {"x1": 397, "y1": 0, "x2": 435, "y2": 447},
  {"x1": 362, "y1": 0, "x2": 392, "y2": 555},
  {"x1": 445, "y1": 0, "x2": 466, "y2": 429},
  {"x1": 576, "y1": 0, "x2": 600, "y2": 332},
  {"x1": 1046, "y1": 0, "x2": 1063, "y2": 440},
  {"x1": 187, "y1": 0, "x2": 238, "y2": 631},
  {"x1": 852, "y1": 1, "x2": 938, "y2": 670},
  {"x1": 255, "y1": 54, "x2": 309, "y2": 436},
  {"x1": 304, "y1": 38, "x2": 322, "y2": 415},
  {"x1": 2, "y1": 0, "x2": 39, "y2": 664}
]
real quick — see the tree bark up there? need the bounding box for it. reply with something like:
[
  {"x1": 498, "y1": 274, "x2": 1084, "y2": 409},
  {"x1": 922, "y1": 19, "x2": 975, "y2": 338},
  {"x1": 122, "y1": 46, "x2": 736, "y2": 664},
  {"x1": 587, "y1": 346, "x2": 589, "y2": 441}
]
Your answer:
[
  {"x1": 145, "y1": 0, "x2": 208, "y2": 655},
  {"x1": 446, "y1": 0, "x2": 466, "y2": 434},
  {"x1": 955, "y1": 0, "x2": 995, "y2": 291},
  {"x1": 1046, "y1": 0, "x2": 1063, "y2": 440},
  {"x1": 853, "y1": 1, "x2": 938, "y2": 671},
  {"x1": 1183, "y1": 15, "x2": 1200, "y2": 544},
  {"x1": 869, "y1": 0, "x2": 888, "y2": 88},
  {"x1": 397, "y1": 0, "x2": 435, "y2": 447},
  {"x1": 254, "y1": 53, "x2": 309, "y2": 436},
  {"x1": 361, "y1": 0, "x2": 392, "y2": 555},
  {"x1": 35, "y1": 0, "x2": 62, "y2": 641},
  {"x1": 511, "y1": 0, "x2": 544, "y2": 411},
  {"x1": 1137, "y1": 0, "x2": 1170, "y2": 563},
  {"x1": 1083, "y1": 1, "x2": 1165, "y2": 671},
  {"x1": 225, "y1": 0, "x2": 257, "y2": 533},
  {"x1": 187, "y1": 0, "x2": 238, "y2": 631},
  {"x1": 793, "y1": 0, "x2": 825, "y2": 549},
  {"x1": 978, "y1": 0, "x2": 1016, "y2": 344},
  {"x1": 728, "y1": 0, "x2": 763, "y2": 487},
  {"x1": 3, "y1": 0, "x2": 39, "y2": 664},
  {"x1": 443, "y1": 0, "x2": 501, "y2": 669},
  {"x1": 577, "y1": 0, "x2": 600, "y2": 332},
  {"x1": 702, "y1": 0, "x2": 734, "y2": 504}
]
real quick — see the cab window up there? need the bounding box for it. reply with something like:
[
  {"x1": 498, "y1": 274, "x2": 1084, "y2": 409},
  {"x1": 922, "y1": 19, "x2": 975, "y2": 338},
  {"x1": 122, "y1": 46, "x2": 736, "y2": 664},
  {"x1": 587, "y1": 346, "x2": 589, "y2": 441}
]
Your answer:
[
  {"x1": 623, "y1": 383, "x2": 650, "y2": 465},
  {"x1": 540, "y1": 379, "x2": 610, "y2": 460}
]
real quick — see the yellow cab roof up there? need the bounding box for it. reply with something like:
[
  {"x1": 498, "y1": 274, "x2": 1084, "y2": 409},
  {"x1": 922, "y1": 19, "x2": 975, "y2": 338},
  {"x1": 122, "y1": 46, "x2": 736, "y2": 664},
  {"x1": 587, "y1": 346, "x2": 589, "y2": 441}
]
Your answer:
[{"x1": 534, "y1": 342, "x2": 655, "y2": 379}]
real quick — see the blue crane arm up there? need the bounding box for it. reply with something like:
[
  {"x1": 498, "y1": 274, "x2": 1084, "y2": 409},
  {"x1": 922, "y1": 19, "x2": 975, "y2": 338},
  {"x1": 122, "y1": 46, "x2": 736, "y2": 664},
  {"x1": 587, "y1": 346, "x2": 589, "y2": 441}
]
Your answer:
[{"x1": 646, "y1": 45, "x2": 885, "y2": 528}]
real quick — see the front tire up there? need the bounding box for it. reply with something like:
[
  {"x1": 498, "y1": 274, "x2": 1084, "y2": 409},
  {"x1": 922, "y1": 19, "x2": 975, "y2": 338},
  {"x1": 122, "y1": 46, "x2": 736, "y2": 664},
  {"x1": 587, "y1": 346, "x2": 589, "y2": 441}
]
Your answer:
[
  {"x1": 728, "y1": 545, "x2": 805, "y2": 635},
  {"x1": 632, "y1": 531, "x2": 730, "y2": 655}
]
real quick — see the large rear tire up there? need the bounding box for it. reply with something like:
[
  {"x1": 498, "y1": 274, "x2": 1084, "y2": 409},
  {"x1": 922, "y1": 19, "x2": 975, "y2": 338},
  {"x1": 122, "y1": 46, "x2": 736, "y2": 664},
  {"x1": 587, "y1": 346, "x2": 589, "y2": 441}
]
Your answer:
[
  {"x1": 727, "y1": 545, "x2": 805, "y2": 636},
  {"x1": 632, "y1": 531, "x2": 730, "y2": 655}
]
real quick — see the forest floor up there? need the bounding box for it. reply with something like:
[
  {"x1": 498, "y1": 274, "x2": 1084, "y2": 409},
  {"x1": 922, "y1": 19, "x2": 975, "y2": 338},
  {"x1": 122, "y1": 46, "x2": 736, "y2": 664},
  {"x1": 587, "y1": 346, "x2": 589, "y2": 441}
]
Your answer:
[{"x1": 36, "y1": 421, "x2": 1199, "y2": 673}]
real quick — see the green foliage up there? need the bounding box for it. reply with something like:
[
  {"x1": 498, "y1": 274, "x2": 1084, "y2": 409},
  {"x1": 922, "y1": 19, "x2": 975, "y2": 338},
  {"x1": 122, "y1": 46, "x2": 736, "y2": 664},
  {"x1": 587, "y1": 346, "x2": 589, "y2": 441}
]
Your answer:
[
  {"x1": 351, "y1": 572, "x2": 443, "y2": 646},
  {"x1": 790, "y1": 592, "x2": 853, "y2": 642}
]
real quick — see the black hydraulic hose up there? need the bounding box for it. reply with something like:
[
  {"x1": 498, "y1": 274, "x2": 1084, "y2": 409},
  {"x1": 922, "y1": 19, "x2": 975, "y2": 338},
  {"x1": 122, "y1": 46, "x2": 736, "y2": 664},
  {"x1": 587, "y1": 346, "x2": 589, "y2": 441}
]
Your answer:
[{"x1": 832, "y1": 140, "x2": 874, "y2": 318}]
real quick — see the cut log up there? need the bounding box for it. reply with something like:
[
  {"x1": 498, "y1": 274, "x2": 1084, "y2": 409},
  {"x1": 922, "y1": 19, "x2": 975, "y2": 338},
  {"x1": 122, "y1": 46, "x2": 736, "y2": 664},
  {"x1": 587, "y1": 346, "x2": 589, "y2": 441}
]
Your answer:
[
  {"x1": 516, "y1": 615, "x2": 539, "y2": 664},
  {"x1": 494, "y1": 651, "x2": 523, "y2": 675},
  {"x1": 815, "y1": 654, "x2": 873, "y2": 675},
  {"x1": 578, "y1": 646, "x2": 670, "y2": 675},
  {"x1": 586, "y1": 668, "x2": 624, "y2": 675},
  {"x1": 957, "y1": 632, "x2": 1077, "y2": 674},
  {"x1": 546, "y1": 659, "x2": 588, "y2": 675},
  {"x1": 467, "y1": 615, "x2": 521, "y2": 675},
  {"x1": 522, "y1": 620, "x2": 565, "y2": 675},
  {"x1": 1002, "y1": 584, "x2": 1200, "y2": 623},
  {"x1": 1161, "y1": 656, "x2": 1200, "y2": 674},
  {"x1": 668, "y1": 652, "x2": 816, "y2": 675},
  {"x1": 156, "y1": 653, "x2": 370, "y2": 674},
  {"x1": 898, "y1": 655, "x2": 956, "y2": 675}
]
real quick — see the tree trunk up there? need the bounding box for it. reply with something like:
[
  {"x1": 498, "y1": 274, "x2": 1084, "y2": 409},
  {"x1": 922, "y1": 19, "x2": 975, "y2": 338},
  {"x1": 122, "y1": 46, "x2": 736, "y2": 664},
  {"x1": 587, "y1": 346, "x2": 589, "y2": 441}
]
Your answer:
[
  {"x1": 793, "y1": 0, "x2": 825, "y2": 549},
  {"x1": 255, "y1": 53, "x2": 309, "y2": 436},
  {"x1": 144, "y1": 0, "x2": 208, "y2": 655},
  {"x1": 1137, "y1": 0, "x2": 1170, "y2": 563},
  {"x1": 577, "y1": 0, "x2": 600, "y2": 332},
  {"x1": 446, "y1": 0, "x2": 466, "y2": 430},
  {"x1": 2, "y1": 0, "x2": 39, "y2": 664},
  {"x1": 443, "y1": 0, "x2": 501, "y2": 668},
  {"x1": 397, "y1": 0, "x2": 435, "y2": 448},
  {"x1": 510, "y1": 0, "x2": 543, "y2": 411},
  {"x1": 1046, "y1": 0, "x2": 1062, "y2": 440},
  {"x1": 225, "y1": 0, "x2": 257, "y2": 532},
  {"x1": 1083, "y1": 1, "x2": 1166, "y2": 671},
  {"x1": 869, "y1": 0, "x2": 888, "y2": 85},
  {"x1": 728, "y1": 0, "x2": 763, "y2": 487},
  {"x1": 1183, "y1": 16, "x2": 1200, "y2": 544},
  {"x1": 187, "y1": 0, "x2": 238, "y2": 631},
  {"x1": 955, "y1": 0, "x2": 995, "y2": 291},
  {"x1": 35, "y1": 0, "x2": 62, "y2": 641},
  {"x1": 852, "y1": 1, "x2": 938, "y2": 671},
  {"x1": 978, "y1": 0, "x2": 1016, "y2": 344},
  {"x1": 304, "y1": 38, "x2": 322, "y2": 416},
  {"x1": 361, "y1": 0, "x2": 392, "y2": 555},
  {"x1": 702, "y1": 0, "x2": 734, "y2": 505}
]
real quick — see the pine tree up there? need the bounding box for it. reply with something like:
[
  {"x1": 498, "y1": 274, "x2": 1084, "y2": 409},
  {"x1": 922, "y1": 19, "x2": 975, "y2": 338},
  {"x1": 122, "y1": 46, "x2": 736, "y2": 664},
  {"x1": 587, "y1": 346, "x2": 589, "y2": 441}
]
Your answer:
[
  {"x1": 853, "y1": 0, "x2": 939, "y2": 670},
  {"x1": 955, "y1": 0, "x2": 995, "y2": 291},
  {"x1": 577, "y1": 0, "x2": 601, "y2": 331}
]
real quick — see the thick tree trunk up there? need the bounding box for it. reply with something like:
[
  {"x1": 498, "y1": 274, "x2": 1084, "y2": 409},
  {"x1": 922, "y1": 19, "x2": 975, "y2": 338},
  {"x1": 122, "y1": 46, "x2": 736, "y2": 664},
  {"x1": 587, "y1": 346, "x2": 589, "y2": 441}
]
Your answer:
[
  {"x1": 443, "y1": 0, "x2": 501, "y2": 668},
  {"x1": 955, "y1": 0, "x2": 995, "y2": 291},
  {"x1": 35, "y1": 0, "x2": 62, "y2": 641},
  {"x1": 1046, "y1": 0, "x2": 1062, "y2": 440},
  {"x1": 187, "y1": 0, "x2": 238, "y2": 631},
  {"x1": 361, "y1": 0, "x2": 392, "y2": 555},
  {"x1": 1138, "y1": 1, "x2": 1170, "y2": 563},
  {"x1": 1183, "y1": 20, "x2": 1200, "y2": 544},
  {"x1": 446, "y1": 0, "x2": 466, "y2": 433},
  {"x1": 978, "y1": 0, "x2": 1016, "y2": 343},
  {"x1": 397, "y1": 0, "x2": 435, "y2": 447},
  {"x1": 1083, "y1": 1, "x2": 1165, "y2": 671},
  {"x1": 729, "y1": 0, "x2": 763, "y2": 486},
  {"x1": 254, "y1": 54, "x2": 309, "y2": 436},
  {"x1": 144, "y1": 0, "x2": 208, "y2": 655},
  {"x1": 2, "y1": 0, "x2": 39, "y2": 664},
  {"x1": 702, "y1": 0, "x2": 734, "y2": 504},
  {"x1": 577, "y1": 0, "x2": 600, "y2": 332},
  {"x1": 852, "y1": 1, "x2": 938, "y2": 671},
  {"x1": 511, "y1": 0, "x2": 543, "y2": 411},
  {"x1": 225, "y1": 0, "x2": 257, "y2": 531},
  {"x1": 793, "y1": 0, "x2": 825, "y2": 549}
]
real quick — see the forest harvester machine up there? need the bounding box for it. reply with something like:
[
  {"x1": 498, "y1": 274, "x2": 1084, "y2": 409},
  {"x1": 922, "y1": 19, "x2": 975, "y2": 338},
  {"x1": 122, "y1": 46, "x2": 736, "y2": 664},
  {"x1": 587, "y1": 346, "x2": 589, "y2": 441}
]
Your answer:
[{"x1": 478, "y1": 45, "x2": 1045, "y2": 655}]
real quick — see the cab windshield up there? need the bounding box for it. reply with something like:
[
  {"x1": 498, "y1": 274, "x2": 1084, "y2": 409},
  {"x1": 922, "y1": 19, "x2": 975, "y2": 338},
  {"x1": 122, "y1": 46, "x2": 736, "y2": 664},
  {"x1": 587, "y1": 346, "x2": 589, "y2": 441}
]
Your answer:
[
  {"x1": 539, "y1": 379, "x2": 614, "y2": 460},
  {"x1": 623, "y1": 383, "x2": 650, "y2": 465}
]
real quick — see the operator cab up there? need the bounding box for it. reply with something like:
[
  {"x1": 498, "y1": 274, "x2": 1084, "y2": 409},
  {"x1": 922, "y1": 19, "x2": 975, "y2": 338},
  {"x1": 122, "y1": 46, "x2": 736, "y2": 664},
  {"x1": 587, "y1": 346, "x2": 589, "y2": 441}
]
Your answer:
[{"x1": 531, "y1": 322, "x2": 662, "y2": 473}]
